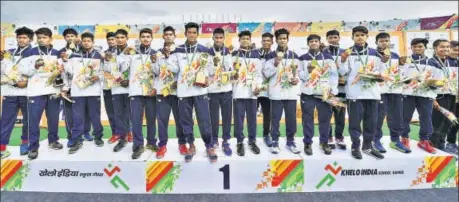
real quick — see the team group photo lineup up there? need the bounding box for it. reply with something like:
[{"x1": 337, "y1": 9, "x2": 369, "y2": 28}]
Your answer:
[{"x1": 1, "y1": 18, "x2": 459, "y2": 163}]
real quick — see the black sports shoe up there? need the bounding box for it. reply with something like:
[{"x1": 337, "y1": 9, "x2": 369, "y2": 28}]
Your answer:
[
  {"x1": 69, "y1": 142, "x2": 83, "y2": 154},
  {"x1": 328, "y1": 138, "x2": 336, "y2": 149},
  {"x1": 237, "y1": 143, "x2": 245, "y2": 156},
  {"x1": 362, "y1": 147, "x2": 385, "y2": 160},
  {"x1": 351, "y1": 148, "x2": 362, "y2": 159},
  {"x1": 49, "y1": 141, "x2": 63, "y2": 150},
  {"x1": 132, "y1": 145, "x2": 145, "y2": 159},
  {"x1": 304, "y1": 144, "x2": 313, "y2": 155},
  {"x1": 95, "y1": 138, "x2": 104, "y2": 147},
  {"x1": 28, "y1": 149, "x2": 39, "y2": 160},
  {"x1": 320, "y1": 143, "x2": 332, "y2": 155},
  {"x1": 113, "y1": 139, "x2": 127, "y2": 152},
  {"x1": 249, "y1": 142, "x2": 260, "y2": 154}
]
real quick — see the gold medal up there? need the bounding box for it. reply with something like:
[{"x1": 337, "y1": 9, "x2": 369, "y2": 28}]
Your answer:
[
  {"x1": 277, "y1": 52, "x2": 284, "y2": 59},
  {"x1": 383, "y1": 49, "x2": 391, "y2": 56},
  {"x1": 69, "y1": 43, "x2": 76, "y2": 50},
  {"x1": 311, "y1": 59, "x2": 319, "y2": 67},
  {"x1": 221, "y1": 73, "x2": 229, "y2": 84},
  {"x1": 406, "y1": 57, "x2": 412, "y2": 64}
]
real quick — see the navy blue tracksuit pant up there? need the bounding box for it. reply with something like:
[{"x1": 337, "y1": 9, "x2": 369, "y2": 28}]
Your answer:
[
  {"x1": 63, "y1": 97, "x2": 90, "y2": 139},
  {"x1": 233, "y1": 98, "x2": 257, "y2": 143},
  {"x1": 257, "y1": 97, "x2": 271, "y2": 137},
  {"x1": 28, "y1": 95, "x2": 61, "y2": 151},
  {"x1": 375, "y1": 94, "x2": 404, "y2": 142},
  {"x1": 271, "y1": 100, "x2": 297, "y2": 144},
  {"x1": 329, "y1": 93, "x2": 346, "y2": 140},
  {"x1": 301, "y1": 94, "x2": 332, "y2": 144},
  {"x1": 178, "y1": 95, "x2": 212, "y2": 148},
  {"x1": 1, "y1": 96, "x2": 28, "y2": 145},
  {"x1": 156, "y1": 95, "x2": 186, "y2": 147},
  {"x1": 70, "y1": 97, "x2": 103, "y2": 142},
  {"x1": 402, "y1": 95, "x2": 433, "y2": 141},
  {"x1": 130, "y1": 96, "x2": 156, "y2": 147},
  {"x1": 348, "y1": 99, "x2": 378, "y2": 149},
  {"x1": 209, "y1": 92, "x2": 232, "y2": 143},
  {"x1": 113, "y1": 93, "x2": 131, "y2": 138},
  {"x1": 103, "y1": 89, "x2": 119, "y2": 135},
  {"x1": 431, "y1": 94, "x2": 456, "y2": 149}
]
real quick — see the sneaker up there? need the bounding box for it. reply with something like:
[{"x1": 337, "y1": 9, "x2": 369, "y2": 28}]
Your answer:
[
  {"x1": 236, "y1": 143, "x2": 245, "y2": 156},
  {"x1": 351, "y1": 148, "x2": 362, "y2": 160},
  {"x1": 418, "y1": 140, "x2": 437, "y2": 154},
  {"x1": 69, "y1": 142, "x2": 83, "y2": 154},
  {"x1": 156, "y1": 146, "x2": 167, "y2": 159},
  {"x1": 373, "y1": 141, "x2": 387, "y2": 153},
  {"x1": 67, "y1": 139, "x2": 75, "y2": 148},
  {"x1": 207, "y1": 148, "x2": 218, "y2": 163},
  {"x1": 401, "y1": 137, "x2": 410, "y2": 150},
  {"x1": 20, "y1": 143, "x2": 29, "y2": 155},
  {"x1": 146, "y1": 144, "x2": 158, "y2": 152},
  {"x1": 179, "y1": 144, "x2": 188, "y2": 155},
  {"x1": 28, "y1": 149, "x2": 39, "y2": 160},
  {"x1": 249, "y1": 142, "x2": 260, "y2": 154},
  {"x1": 95, "y1": 138, "x2": 104, "y2": 147},
  {"x1": 83, "y1": 133, "x2": 94, "y2": 141},
  {"x1": 222, "y1": 142, "x2": 232, "y2": 156},
  {"x1": 320, "y1": 143, "x2": 332, "y2": 155},
  {"x1": 49, "y1": 141, "x2": 63, "y2": 150},
  {"x1": 127, "y1": 132, "x2": 133, "y2": 143},
  {"x1": 213, "y1": 140, "x2": 219, "y2": 149},
  {"x1": 1, "y1": 150, "x2": 11, "y2": 159},
  {"x1": 108, "y1": 135, "x2": 121, "y2": 144},
  {"x1": 113, "y1": 139, "x2": 127, "y2": 152},
  {"x1": 286, "y1": 142, "x2": 300, "y2": 154},
  {"x1": 271, "y1": 142, "x2": 280, "y2": 154},
  {"x1": 263, "y1": 136, "x2": 273, "y2": 147},
  {"x1": 132, "y1": 145, "x2": 145, "y2": 159},
  {"x1": 362, "y1": 147, "x2": 385, "y2": 159},
  {"x1": 185, "y1": 144, "x2": 196, "y2": 162},
  {"x1": 444, "y1": 143, "x2": 458, "y2": 155},
  {"x1": 390, "y1": 140, "x2": 411, "y2": 153},
  {"x1": 336, "y1": 138, "x2": 347, "y2": 150},
  {"x1": 304, "y1": 144, "x2": 313, "y2": 155},
  {"x1": 328, "y1": 138, "x2": 336, "y2": 149}
]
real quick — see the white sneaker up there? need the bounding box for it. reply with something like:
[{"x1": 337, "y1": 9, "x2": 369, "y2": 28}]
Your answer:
[
  {"x1": 286, "y1": 144, "x2": 300, "y2": 154},
  {"x1": 271, "y1": 146, "x2": 280, "y2": 154}
]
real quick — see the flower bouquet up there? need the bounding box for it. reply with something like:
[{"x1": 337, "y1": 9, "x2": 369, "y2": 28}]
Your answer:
[
  {"x1": 75, "y1": 63, "x2": 97, "y2": 89},
  {"x1": 435, "y1": 105, "x2": 458, "y2": 125},
  {"x1": 1, "y1": 64, "x2": 28, "y2": 88},
  {"x1": 314, "y1": 86, "x2": 347, "y2": 108},
  {"x1": 42, "y1": 60, "x2": 63, "y2": 87}
]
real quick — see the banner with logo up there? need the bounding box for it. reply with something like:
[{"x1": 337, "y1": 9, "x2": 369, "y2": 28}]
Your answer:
[
  {"x1": 128, "y1": 24, "x2": 162, "y2": 34},
  {"x1": 201, "y1": 23, "x2": 237, "y2": 34},
  {"x1": 0, "y1": 160, "x2": 146, "y2": 193},
  {"x1": 421, "y1": 15, "x2": 452, "y2": 30},
  {"x1": 305, "y1": 156, "x2": 457, "y2": 192},
  {"x1": 310, "y1": 22, "x2": 342, "y2": 32},
  {"x1": 273, "y1": 22, "x2": 308, "y2": 32},
  {"x1": 1, "y1": 23, "x2": 15, "y2": 36},
  {"x1": 145, "y1": 159, "x2": 304, "y2": 194},
  {"x1": 439, "y1": 15, "x2": 458, "y2": 29},
  {"x1": 237, "y1": 23, "x2": 273, "y2": 33},
  {"x1": 95, "y1": 25, "x2": 130, "y2": 35},
  {"x1": 57, "y1": 25, "x2": 95, "y2": 35},
  {"x1": 405, "y1": 31, "x2": 450, "y2": 56}
]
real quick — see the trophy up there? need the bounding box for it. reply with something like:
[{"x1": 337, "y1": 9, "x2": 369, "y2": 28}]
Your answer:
[{"x1": 194, "y1": 53, "x2": 209, "y2": 87}]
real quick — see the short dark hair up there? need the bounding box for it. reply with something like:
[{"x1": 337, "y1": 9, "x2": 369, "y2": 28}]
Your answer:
[
  {"x1": 15, "y1": 26, "x2": 34, "y2": 39},
  {"x1": 34, "y1": 27, "x2": 53, "y2": 37},
  {"x1": 450, "y1": 40, "x2": 458, "y2": 48},
  {"x1": 274, "y1": 28, "x2": 289, "y2": 39},
  {"x1": 326, "y1": 30, "x2": 340, "y2": 37},
  {"x1": 213, "y1": 28, "x2": 225, "y2": 36},
  {"x1": 410, "y1": 38, "x2": 428, "y2": 47},
  {"x1": 139, "y1": 28, "x2": 153, "y2": 37},
  {"x1": 115, "y1": 29, "x2": 128, "y2": 37},
  {"x1": 238, "y1": 30, "x2": 252, "y2": 39},
  {"x1": 352, "y1": 26, "x2": 369, "y2": 36},
  {"x1": 81, "y1": 32, "x2": 94, "y2": 41},
  {"x1": 63, "y1": 28, "x2": 78, "y2": 37},
  {"x1": 106, "y1": 32, "x2": 116, "y2": 39},
  {"x1": 261, "y1": 32, "x2": 274, "y2": 39},
  {"x1": 375, "y1": 32, "x2": 390, "y2": 42},
  {"x1": 307, "y1": 34, "x2": 321, "y2": 43},
  {"x1": 433, "y1": 39, "x2": 450, "y2": 48},
  {"x1": 163, "y1": 26, "x2": 175, "y2": 35},
  {"x1": 184, "y1": 22, "x2": 200, "y2": 34}
]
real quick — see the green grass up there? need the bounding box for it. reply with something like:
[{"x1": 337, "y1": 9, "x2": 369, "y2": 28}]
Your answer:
[{"x1": 7, "y1": 124, "x2": 421, "y2": 146}]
